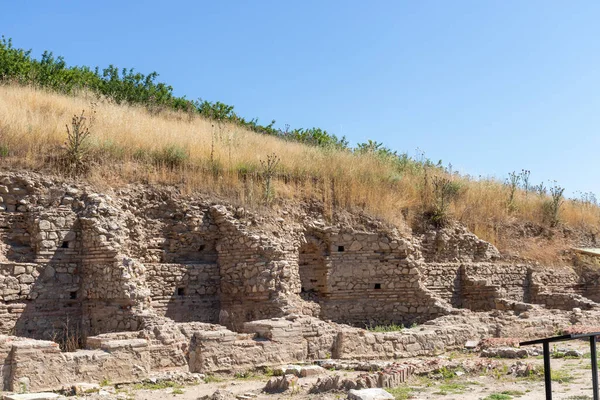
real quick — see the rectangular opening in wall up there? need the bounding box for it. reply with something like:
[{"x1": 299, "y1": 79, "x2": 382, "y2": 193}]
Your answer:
[
  {"x1": 177, "y1": 287, "x2": 185, "y2": 296},
  {"x1": 69, "y1": 290, "x2": 77, "y2": 299},
  {"x1": 198, "y1": 244, "x2": 205, "y2": 251},
  {"x1": 374, "y1": 283, "x2": 381, "y2": 290},
  {"x1": 61, "y1": 241, "x2": 69, "y2": 249},
  {"x1": 338, "y1": 246, "x2": 345, "y2": 252}
]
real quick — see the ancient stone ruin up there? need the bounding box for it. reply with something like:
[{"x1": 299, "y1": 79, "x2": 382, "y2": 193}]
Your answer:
[{"x1": 1, "y1": 171, "x2": 600, "y2": 392}]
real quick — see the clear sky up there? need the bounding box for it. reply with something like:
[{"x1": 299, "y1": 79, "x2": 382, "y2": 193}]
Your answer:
[{"x1": 2, "y1": 1, "x2": 599, "y2": 197}]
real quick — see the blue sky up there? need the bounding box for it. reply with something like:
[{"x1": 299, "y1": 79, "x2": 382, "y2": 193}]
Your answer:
[{"x1": 2, "y1": 1, "x2": 599, "y2": 197}]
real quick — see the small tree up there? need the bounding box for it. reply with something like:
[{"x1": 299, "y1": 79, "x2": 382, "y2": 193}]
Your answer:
[
  {"x1": 65, "y1": 107, "x2": 95, "y2": 176},
  {"x1": 260, "y1": 153, "x2": 280, "y2": 203}
]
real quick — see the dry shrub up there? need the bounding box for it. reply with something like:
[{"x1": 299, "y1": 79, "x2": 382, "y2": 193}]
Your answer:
[{"x1": 51, "y1": 316, "x2": 85, "y2": 352}]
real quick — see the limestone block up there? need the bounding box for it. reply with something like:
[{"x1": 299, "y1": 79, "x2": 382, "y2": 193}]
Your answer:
[
  {"x1": 348, "y1": 389, "x2": 394, "y2": 400},
  {"x1": 4, "y1": 394, "x2": 65, "y2": 400}
]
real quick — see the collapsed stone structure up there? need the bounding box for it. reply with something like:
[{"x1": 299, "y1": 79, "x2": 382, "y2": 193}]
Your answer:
[{"x1": 1, "y1": 171, "x2": 600, "y2": 392}]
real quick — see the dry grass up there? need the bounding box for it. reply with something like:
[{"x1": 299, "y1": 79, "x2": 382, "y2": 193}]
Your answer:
[{"x1": 0, "y1": 84, "x2": 599, "y2": 261}]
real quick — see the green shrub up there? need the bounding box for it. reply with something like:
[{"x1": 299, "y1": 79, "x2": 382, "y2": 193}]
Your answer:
[
  {"x1": 152, "y1": 145, "x2": 188, "y2": 169},
  {"x1": 385, "y1": 386, "x2": 414, "y2": 400},
  {"x1": 424, "y1": 176, "x2": 462, "y2": 227},
  {"x1": 132, "y1": 148, "x2": 151, "y2": 162},
  {"x1": 484, "y1": 394, "x2": 512, "y2": 400},
  {"x1": 132, "y1": 380, "x2": 181, "y2": 390},
  {"x1": 366, "y1": 323, "x2": 404, "y2": 332}
]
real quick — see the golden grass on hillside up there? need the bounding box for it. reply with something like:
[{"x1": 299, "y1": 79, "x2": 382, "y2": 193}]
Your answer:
[{"x1": 0, "y1": 84, "x2": 599, "y2": 261}]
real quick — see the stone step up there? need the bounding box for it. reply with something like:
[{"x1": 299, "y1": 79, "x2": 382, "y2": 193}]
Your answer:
[{"x1": 4, "y1": 394, "x2": 65, "y2": 400}]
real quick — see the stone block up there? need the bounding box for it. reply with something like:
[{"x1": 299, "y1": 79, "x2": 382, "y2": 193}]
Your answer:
[
  {"x1": 348, "y1": 389, "x2": 394, "y2": 400},
  {"x1": 4, "y1": 394, "x2": 65, "y2": 400}
]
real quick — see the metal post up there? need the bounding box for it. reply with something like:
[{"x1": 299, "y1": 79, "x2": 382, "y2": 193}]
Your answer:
[
  {"x1": 543, "y1": 341, "x2": 552, "y2": 400},
  {"x1": 591, "y1": 336, "x2": 599, "y2": 400}
]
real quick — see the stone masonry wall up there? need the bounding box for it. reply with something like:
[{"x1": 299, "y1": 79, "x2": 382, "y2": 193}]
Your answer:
[
  {"x1": 146, "y1": 263, "x2": 220, "y2": 323},
  {"x1": 421, "y1": 263, "x2": 530, "y2": 310},
  {"x1": 78, "y1": 194, "x2": 151, "y2": 335},
  {"x1": 574, "y1": 254, "x2": 600, "y2": 302},
  {"x1": 418, "y1": 225, "x2": 500, "y2": 263},
  {"x1": 0, "y1": 263, "x2": 81, "y2": 339},
  {"x1": 211, "y1": 205, "x2": 305, "y2": 330},
  {"x1": 300, "y1": 228, "x2": 450, "y2": 326}
]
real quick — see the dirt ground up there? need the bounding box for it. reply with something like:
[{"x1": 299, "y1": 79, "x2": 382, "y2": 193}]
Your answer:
[{"x1": 114, "y1": 341, "x2": 600, "y2": 400}]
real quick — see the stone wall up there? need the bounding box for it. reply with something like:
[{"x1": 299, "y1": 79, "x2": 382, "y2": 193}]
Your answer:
[
  {"x1": 7, "y1": 332, "x2": 188, "y2": 392},
  {"x1": 418, "y1": 225, "x2": 500, "y2": 263},
  {"x1": 297, "y1": 229, "x2": 449, "y2": 327},
  {"x1": 574, "y1": 254, "x2": 600, "y2": 302},
  {"x1": 2, "y1": 171, "x2": 600, "y2": 392},
  {"x1": 211, "y1": 205, "x2": 304, "y2": 330},
  {"x1": 0, "y1": 262, "x2": 81, "y2": 339},
  {"x1": 334, "y1": 324, "x2": 484, "y2": 360},
  {"x1": 420, "y1": 262, "x2": 532, "y2": 311},
  {"x1": 0, "y1": 212, "x2": 34, "y2": 262},
  {"x1": 146, "y1": 263, "x2": 220, "y2": 323}
]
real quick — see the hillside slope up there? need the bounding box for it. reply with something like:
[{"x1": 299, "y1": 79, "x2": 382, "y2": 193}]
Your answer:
[{"x1": 0, "y1": 84, "x2": 598, "y2": 262}]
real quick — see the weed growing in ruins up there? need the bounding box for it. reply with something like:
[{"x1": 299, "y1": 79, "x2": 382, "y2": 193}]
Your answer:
[
  {"x1": 434, "y1": 382, "x2": 468, "y2": 395},
  {"x1": 171, "y1": 389, "x2": 184, "y2": 395},
  {"x1": 489, "y1": 363, "x2": 510, "y2": 380},
  {"x1": 51, "y1": 316, "x2": 85, "y2": 352},
  {"x1": 203, "y1": 375, "x2": 224, "y2": 383},
  {"x1": 263, "y1": 367, "x2": 284, "y2": 377},
  {"x1": 233, "y1": 370, "x2": 259, "y2": 380},
  {"x1": 501, "y1": 390, "x2": 525, "y2": 397},
  {"x1": 260, "y1": 153, "x2": 280, "y2": 203},
  {"x1": 437, "y1": 366, "x2": 462, "y2": 380},
  {"x1": 385, "y1": 386, "x2": 414, "y2": 400},
  {"x1": 290, "y1": 378, "x2": 299, "y2": 395},
  {"x1": 551, "y1": 368, "x2": 575, "y2": 383},
  {"x1": 366, "y1": 323, "x2": 405, "y2": 332},
  {"x1": 64, "y1": 106, "x2": 96, "y2": 176},
  {"x1": 484, "y1": 394, "x2": 512, "y2": 400},
  {"x1": 132, "y1": 380, "x2": 182, "y2": 390}
]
